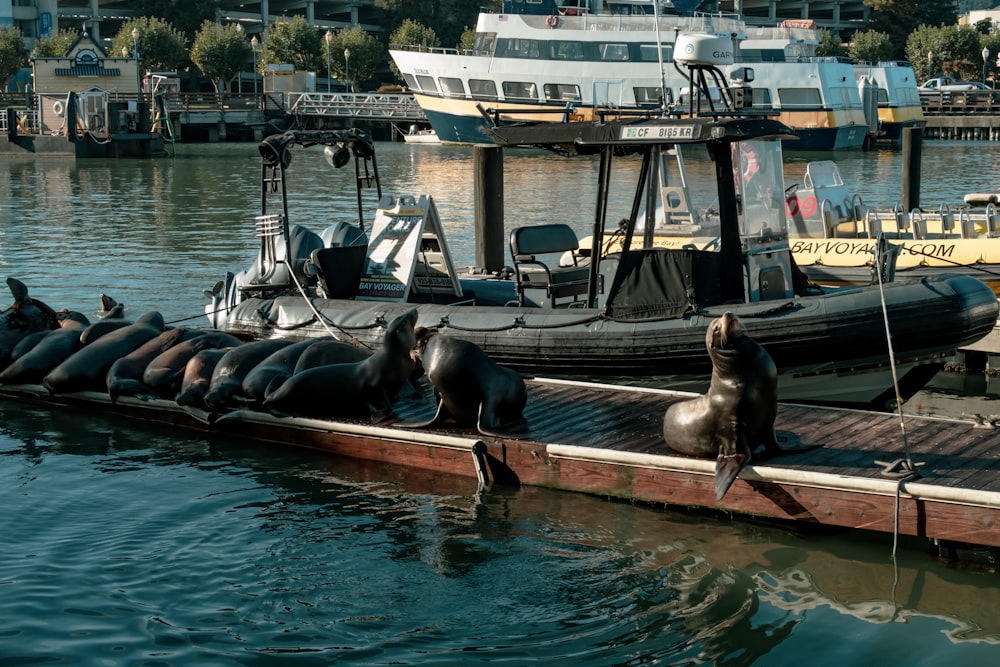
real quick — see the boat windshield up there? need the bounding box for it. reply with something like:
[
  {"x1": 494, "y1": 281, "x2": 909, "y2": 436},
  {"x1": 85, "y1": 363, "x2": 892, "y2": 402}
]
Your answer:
[{"x1": 733, "y1": 139, "x2": 787, "y2": 238}]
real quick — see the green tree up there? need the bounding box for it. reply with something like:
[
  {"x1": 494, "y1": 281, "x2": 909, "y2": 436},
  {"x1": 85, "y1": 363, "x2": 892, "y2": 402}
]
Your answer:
[
  {"x1": 458, "y1": 26, "x2": 476, "y2": 51},
  {"x1": 112, "y1": 17, "x2": 188, "y2": 72},
  {"x1": 907, "y1": 24, "x2": 983, "y2": 81},
  {"x1": 865, "y1": 0, "x2": 959, "y2": 60},
  {"x1": 132, "y1": 0, "x2": 222, "y2": 43},
  {"x1": 387, "y1": 19, "x2": 439, "y2": 79},
  {"x1": 325, "y1": 25, "x2": 381, "y2": 91},
  {"x1": 848, "y1": 30, "x2": 894, "y2": 63},
  {"x1": 376, "y1": 0, "x2": 497, "y2": 50},
  {"x1": 33, "y1": 28, "x2": 78, "y2": 58},
  {"x1": 191, "y1": 21, "x2": 252, "y2": 95},
  {"x1": 815, "y1": 29, "x2": 847, "y2": 58},
  {"x1": 0, "y1": 26, "x2": 24, "y2": 90},
  {"x1": 259, "y1": 16, "x2": 321, "y2": 71}
]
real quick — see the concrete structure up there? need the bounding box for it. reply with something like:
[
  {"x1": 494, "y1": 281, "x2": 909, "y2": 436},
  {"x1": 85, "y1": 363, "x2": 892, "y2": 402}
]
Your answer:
[
  {"x1": 1, "y1": 1, "x2": 379, "y2": 45},
  {"x1": 716, "y1": 1, "x2": 870, "y2": 32}
]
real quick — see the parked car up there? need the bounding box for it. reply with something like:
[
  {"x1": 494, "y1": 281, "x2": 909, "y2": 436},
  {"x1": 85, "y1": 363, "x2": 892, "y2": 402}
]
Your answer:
[{"x1": 919, "y1": 77, "x2": 991, "y2": 93}]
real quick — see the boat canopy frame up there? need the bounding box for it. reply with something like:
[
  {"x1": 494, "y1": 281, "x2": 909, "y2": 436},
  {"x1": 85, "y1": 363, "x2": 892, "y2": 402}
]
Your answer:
[{"x1": 487, "y1": 115, "x2": 798, "y2": 309}]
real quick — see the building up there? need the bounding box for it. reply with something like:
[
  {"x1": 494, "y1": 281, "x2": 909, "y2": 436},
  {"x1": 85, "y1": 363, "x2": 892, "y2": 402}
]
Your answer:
[{"x1": 1, "y1": 1, "x2": 379, "y2": 46}]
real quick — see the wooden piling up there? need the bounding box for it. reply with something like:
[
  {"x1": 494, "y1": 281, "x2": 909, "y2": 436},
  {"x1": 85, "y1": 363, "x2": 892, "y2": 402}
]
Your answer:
[
  {"x1": 901, "y1": 126, "x2": 922, "y2": 211},
  {"x1": 473, "y1": 144, "x2": 505, "y2": 273}
]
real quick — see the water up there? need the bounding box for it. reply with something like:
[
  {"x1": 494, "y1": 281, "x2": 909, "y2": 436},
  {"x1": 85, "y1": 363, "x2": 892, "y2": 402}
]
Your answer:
[{"x1": 2, "y1": 141, "x2": 1000, "y2": 664}]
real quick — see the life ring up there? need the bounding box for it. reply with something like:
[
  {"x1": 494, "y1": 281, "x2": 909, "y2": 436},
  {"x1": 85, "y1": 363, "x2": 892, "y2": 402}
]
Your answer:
[
  {"x1": 546, "y1": 15, "x2": 559, "y2": 28},
  {"x1": 52, "y1": 100, "x2": 64, "y2": 117}
]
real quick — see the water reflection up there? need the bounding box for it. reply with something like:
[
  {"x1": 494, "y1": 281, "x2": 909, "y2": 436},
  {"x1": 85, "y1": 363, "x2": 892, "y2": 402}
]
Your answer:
[{"x1": 1, "y1": 399, "x2": 998, "y2": 665}]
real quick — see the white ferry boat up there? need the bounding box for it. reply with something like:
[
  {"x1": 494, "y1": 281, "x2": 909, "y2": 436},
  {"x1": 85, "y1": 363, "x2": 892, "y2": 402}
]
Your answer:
[
  {"x1": 389, "y1": 0, "x2": 891, "y2": 150},
  {"x1": 852, "y1": 60, "x2": 926, "y2": 143}
]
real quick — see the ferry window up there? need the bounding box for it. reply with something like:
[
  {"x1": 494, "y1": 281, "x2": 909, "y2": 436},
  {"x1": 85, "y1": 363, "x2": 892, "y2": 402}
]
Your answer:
[
  {"x1": 469, "y1": 79, "x2": 498, "y2": 101},
  {"x1": 550, "y1": 41, "x2": 585, "y2": 60},
  {"x1": 401, "y1": 74, "x2": 418, "y2": 90},
  {"x1": 751, "y1": 88, "x2": 772, "y2": 107},
  {"x1": 438, "y1": 77, "x2": 466, "y2": 98},
  {"x1": 599, "y1": 43, "x2": 630, "y2": 61},
  {"x1": 633, "y1": 86, "x2": 668, "y2": 106},
  {"x1": 502, "y1": 81, "x2": 538, "y2": 101},
  {"x1": 473, "y1": 32, "x2": 496, "y2": 56},
  {"x1": 415, "y1": 75, "x2": 439, "y2": 93},
  {"x1": 496, "y1": 38, "x2": 540, "y2": 59},
  {"x1": 776, "y1": 87, "x2": 821, "y2": 107},
  {"x1": 637, "y1": 43, "x2": 673, "y2": 63},
  {"x1": 877, "y1": 88, "x2": 889, "y2": 106},
  {"x1": 544, "y1": 83, "x2": 581, "y2": 101}
]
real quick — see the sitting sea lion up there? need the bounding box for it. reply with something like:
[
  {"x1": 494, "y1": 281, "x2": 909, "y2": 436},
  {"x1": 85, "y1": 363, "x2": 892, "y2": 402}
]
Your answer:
[
  {"x1": 262, "y1": 309, "x2": 418, "y2": 422},
  {"x1": 403, "y1": 329, "x2": 527, "y2": 436},
  {"x1": 662, "y1": 312, "x2": 802, "y2": 501}
]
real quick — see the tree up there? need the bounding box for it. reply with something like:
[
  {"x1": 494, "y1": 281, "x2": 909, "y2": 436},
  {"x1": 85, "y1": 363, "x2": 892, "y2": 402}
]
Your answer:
[
  {"x1": 458, "y1": 26, "x2": 476, "y2": 52},
  {"x1": 865, "y1": 0, "x2": 959, "y2": 60},
  {"x1": 0, "y1": 26, "x2": 24, "y2": 90},
  {"x1": 259, "y1": 16, "x2": 321, "y2": 71},
  {"x1": 33, "y1": 28, "x2": 78, "y2": 58},
  {"x1": 191, "y1": 21, "x2": 252, "y2": 95},
  {"x1": 325, "y1": 25, "x2": 382, "y2": 91},
  {"x1": 111, "y1": 17, "x2": 188, "y2": 72},
  {"x1": 376, "y1": 0, "x2": 497, "y2": 50},
  {"x1": 907, "y1": 24, "x2": 983, "y2": 81},
  {"x1": 815, "y1": 29, "x2": 847, "y2": 58},
  {"x1": 848, "y1": 30, "x2": 893, "y2": 63},
  {"x1": 132, "y1": 0, "x2": 222, "y2": 43},
  {"x1": 387, "y1": 19, "x2": 439, "y2": 79}
]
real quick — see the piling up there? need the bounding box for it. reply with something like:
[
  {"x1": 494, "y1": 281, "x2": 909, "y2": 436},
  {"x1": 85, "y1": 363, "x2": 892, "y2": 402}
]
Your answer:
[
  {"x1": 901, "y1": 127, "x2": 923, "y2": 211},
  {"x1": 473, "y1": 144, "x2": 505, "y2": 273}
]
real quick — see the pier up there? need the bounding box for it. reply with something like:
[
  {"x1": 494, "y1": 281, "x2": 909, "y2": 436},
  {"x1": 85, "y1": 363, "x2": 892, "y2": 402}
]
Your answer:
[
  {"x1": 8, "y1": 89, "x2": 1000, "y2": 143},
  {"x1": 3, "y1": 377, "x2": 998, "y2": 555}
]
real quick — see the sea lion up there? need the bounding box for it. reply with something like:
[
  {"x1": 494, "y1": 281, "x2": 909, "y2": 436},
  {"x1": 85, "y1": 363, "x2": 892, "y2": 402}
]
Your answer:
[
  {"x1": 262, "y1": 309, "x2": 419, "y2": 422},
  {"x1": 42, "y1": 311, "x2": 166, "y2": 394},
  {"x1": 202, "y1": 338, "x2": 298, "y2": 412},
  {"x1": 142, "y1": 331, "x2": 244, "y2": 398},
  {"x1": 662, "y1": 312, "x2": 792, "y2": 501},
  {"x1": 404, "y1": 330, "x2": 527, "y2": 435},
  {"x1": 98, "y1": 294, "x2": 124, "y2": 319},
  {"x1": 79, "y1": 316, "x2": 133, "y2": 346},
  {"x1": 0, "y1": 278, "x2": 60, "y2": 369},
  {"x1": 107, "y1": 327, "x2": 205, "y2": 403},
  {"x1": 240, "y1": 338, "x2": 326, "y2": 408},
  {"x1": 292, "y1": 338, "x2": 371, "y2": 374},
  {"x1": 176, "y1": 348, "x2": 232, "y2": 409}
]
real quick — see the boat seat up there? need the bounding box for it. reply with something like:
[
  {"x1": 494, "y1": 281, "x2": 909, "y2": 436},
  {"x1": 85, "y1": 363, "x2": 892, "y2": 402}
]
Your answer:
[
  {"x1": 309, "y1": 244, "x2": 369, "y2": 299},
  {"x1": 509, "y1": 223, "x2": 590, "y2": 307}
]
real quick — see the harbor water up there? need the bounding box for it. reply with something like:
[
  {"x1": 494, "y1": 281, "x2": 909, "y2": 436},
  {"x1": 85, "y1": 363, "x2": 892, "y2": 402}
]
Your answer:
[{"x1": 1, "y1": 141, "x2": 999, "y2": 664}]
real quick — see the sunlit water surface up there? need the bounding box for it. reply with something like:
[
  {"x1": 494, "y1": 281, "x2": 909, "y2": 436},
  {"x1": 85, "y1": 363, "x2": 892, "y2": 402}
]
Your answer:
[{"x1": 1, "y1": 141, "x2": 1000, "y2": 664}]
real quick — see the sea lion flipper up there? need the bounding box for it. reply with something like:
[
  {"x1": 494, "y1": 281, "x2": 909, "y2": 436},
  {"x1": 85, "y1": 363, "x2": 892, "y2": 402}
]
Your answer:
[
  {"x1": 760, "y1": 430, "x2": 821, "y2": 457},
  {"x1": 714, "y1": 452, "x2": 748, "y2": 501},
  {"x1": 7, "y1": 277, "x2": 28, "y2": 304},
  {"x1": 397, "y1": 400, "x2": 449, "y2": 429}
]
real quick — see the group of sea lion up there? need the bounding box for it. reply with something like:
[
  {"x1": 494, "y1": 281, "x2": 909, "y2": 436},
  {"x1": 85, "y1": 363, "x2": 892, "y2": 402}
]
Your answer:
[
  {"x1": 2, "y1": 277, "x2": 808, "y2": 500},
  {"x1": 0, "y1": 279, "x2": 529, "y2": 433}
]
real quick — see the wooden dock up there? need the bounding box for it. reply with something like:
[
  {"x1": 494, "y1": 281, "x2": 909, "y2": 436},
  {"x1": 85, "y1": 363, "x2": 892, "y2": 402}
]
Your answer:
[{"x1": 1, "y1": 378, "x2": 998, "y2": 550}]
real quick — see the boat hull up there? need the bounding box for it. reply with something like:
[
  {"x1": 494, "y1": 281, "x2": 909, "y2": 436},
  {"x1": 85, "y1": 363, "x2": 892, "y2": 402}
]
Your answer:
[{"x1": 215, "y1": 274, "x2": 998, "y2": 408}]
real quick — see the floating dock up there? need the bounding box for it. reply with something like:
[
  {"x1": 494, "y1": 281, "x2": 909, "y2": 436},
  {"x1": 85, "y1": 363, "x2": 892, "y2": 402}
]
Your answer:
[{"x1": 1, "y1": 378, "x2": 998, "y2": 551}]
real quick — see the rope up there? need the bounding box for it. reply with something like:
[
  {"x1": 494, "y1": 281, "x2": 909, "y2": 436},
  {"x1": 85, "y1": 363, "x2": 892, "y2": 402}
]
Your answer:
[{"x1": 900, "y1": 245, "x2": 1000, "y2": 278}]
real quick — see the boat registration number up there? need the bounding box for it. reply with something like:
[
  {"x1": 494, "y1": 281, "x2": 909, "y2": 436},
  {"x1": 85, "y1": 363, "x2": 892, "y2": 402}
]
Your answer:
[{"x1": 620, "y1": 125, "x2": 695, "y2": 140}]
